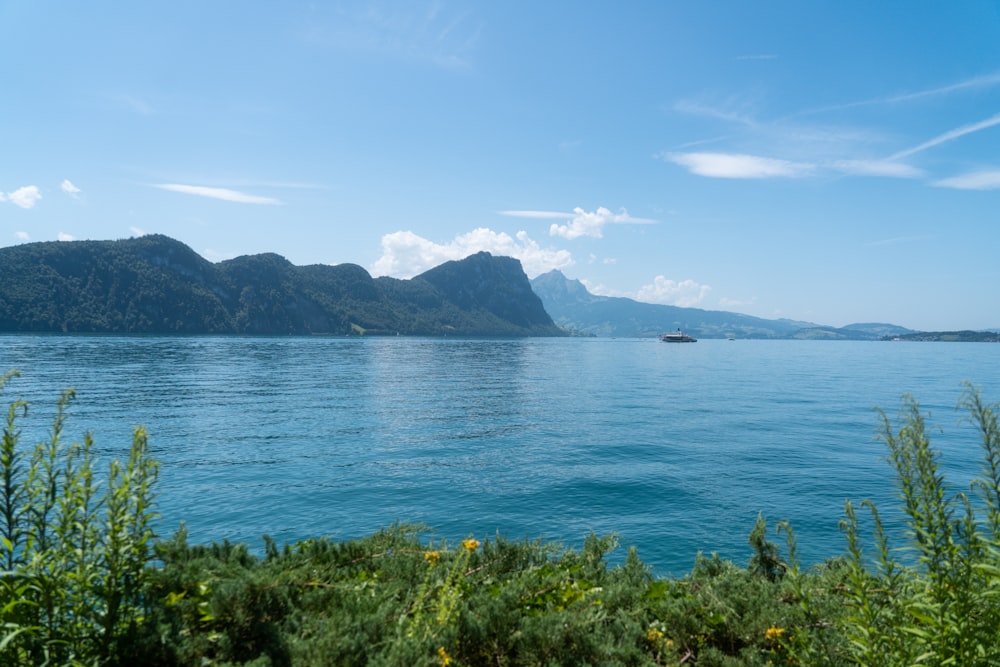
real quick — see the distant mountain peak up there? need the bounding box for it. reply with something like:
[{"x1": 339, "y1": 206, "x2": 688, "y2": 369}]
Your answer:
[{"x1": 529, "y1": 270, "x2": 905, "y2": 339}]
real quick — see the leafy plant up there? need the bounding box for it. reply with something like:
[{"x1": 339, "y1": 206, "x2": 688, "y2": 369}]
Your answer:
[
  {"x1": 0, "y1": 370, "x2": 160, "y2": 666},
  {"x1": 833, "y1": 384, "x2": 1000, "y2": 666}
]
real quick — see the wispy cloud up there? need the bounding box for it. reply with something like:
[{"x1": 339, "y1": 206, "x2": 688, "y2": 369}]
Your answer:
[
  {"x1": 57, "y1": 232, "x2": 75, "y2": 242},
  {"x1": 674, "y1": 99, "x2": 757, "y2": 126},
  {"x1": 372, "y1": 228, "x2": 573, "y2": 279},
  {"x1": 880, "y1": 71, "x2": 1000, "y2": 104},
  {"x1": 501, "y1": 207, "x2": 656, "y2": 240},
  {"x1": 671, "y1": 72, "x2": 1000, "y2": 186},
  {"x1": 61, "y1": 180, "x2": 81, "y2": 197},
  {"x1": 794, "y1": 71, "x2": 1000, "y2": 117},
  {"x1": 303, "y1": 2, "x2": 481, "y2": 69},
  {"x1": 2, "y1": 185, "x2": 42, "y2": 209},
  {"x1": 14, "y1": 231, "x2": 30, "y2": 242},
  {"x1": 664, "y1": 152, "x2": 815, "y2": 179},
  {"x1": 831, "y1": 160, "x2": 924, "y2": 178},
  {"x1": 933, "y1": 170, "x2": 1000, "y2": 190},
  {"x1": 890, "y1": 112, "x2": 1000, "y2": 160},
  {"x1": 152, "y1": 183, "x2": 282, "y2": 205}
]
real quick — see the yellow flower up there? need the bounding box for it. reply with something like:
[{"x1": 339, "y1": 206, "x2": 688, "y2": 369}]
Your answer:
[
  {"x1": 645, "y1": 627, "x2": 664, "y2": 643},
  {"x1": 462, "y1": 538, "x2": 480, "y2": 552},
  {"x1": 424, "y1": 550, "x2": 440, "y2": 564},
  {"x1": 437, "y1": 645, "x2": 451, "y2": 666},
  {"x1": 764, "y1": 625, "x2": 785, "y2": 642}
]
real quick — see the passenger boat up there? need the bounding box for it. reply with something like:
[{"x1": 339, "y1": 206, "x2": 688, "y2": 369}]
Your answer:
[{"x1": 659, "y1": 329, "x2": 697, "y2": 343}]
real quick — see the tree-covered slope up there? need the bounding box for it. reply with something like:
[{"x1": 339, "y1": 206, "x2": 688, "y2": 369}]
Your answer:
[{"x1": 0, "y1": 235, "x2": 564, "y2": 336}]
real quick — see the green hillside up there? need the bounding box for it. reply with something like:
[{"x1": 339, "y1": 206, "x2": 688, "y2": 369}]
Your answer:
[{"x1": 0, "y1": 236, "x2": 564, "y2": 336}]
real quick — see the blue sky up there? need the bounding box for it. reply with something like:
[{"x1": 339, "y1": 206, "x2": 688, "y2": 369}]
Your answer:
[{"x1": 3, "y1": 1, "x2": 999, "y2": 331}]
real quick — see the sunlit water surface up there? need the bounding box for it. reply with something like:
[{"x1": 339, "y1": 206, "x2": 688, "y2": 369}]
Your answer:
[{"x1": 3, "y1": 335, "x2": 999, "y2": 575}]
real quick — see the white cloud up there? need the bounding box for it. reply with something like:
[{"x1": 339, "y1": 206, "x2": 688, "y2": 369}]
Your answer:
[
  {"x1": 499, "y1": 210, "x2": 574, "y2": 220},
  {"x1": 14, "y1": 231, "x2": 29, "y2": 242},
  {"x1": 501, "y1": 207, "x2": 656, "y2": 240},
  {"x1": 4, "y1": 185, "x2": 42, "y2": 209},
  {"x1": 831, "y1": 160, "x2": 924, "y2": 178},
  {"x1": 152, "y1": 183, "x2": 282, "y2": 205},
  {"x1": 129, "y1": 226, "x2": 147, "y2": 237},
  {"x1": 664, "y1": 152, "x2": 814, "y2": 179},
  {"x1": 932, "y1": 170, "x2": 1000, "y2": 190},
  {"x1": 61, "y1": 180, "x2": 81, "y2": 197},
  {"x1": 583, "y1": 276, "x2": 713, "y2": 307},
  {"x1": 372, "y1": 228, "x2": 574, "y2": 279},
  {"x1": 57, "y1": 232, "x2": 75, "y2": 242},
  {"x1": 635, "y1": 276, "x2": 712, "y2": 307}
]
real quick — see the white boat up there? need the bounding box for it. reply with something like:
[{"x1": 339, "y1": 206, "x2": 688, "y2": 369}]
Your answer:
[{"x1": 659, "y1": 329, "x2": 697, "y2": 343}]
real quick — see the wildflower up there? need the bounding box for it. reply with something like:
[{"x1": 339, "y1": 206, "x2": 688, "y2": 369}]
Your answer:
[
  {"x1": 645, "y1": 627, "x2": 664, "y2": 644},
  {"x1": 438, "y1": 645, "x2": 451, "y2": 666},
  {"x1": 462, "y1": 538, "x2": 480, "y2": 552},
  {"x1": 424, "y1": 550, "x2": 440, "y2": 564},
  {"x1": 764, "y1": 625, "x2": 785, "y2": 642}
]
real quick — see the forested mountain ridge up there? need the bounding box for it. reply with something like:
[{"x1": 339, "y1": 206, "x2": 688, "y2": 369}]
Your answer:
[{"x1": 0, "y1": 235, "x2": 564, "y2": 336}]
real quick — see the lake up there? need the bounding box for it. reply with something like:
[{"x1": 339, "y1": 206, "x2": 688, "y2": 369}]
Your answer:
[{"x1": 2, "y1": 335, "x2": 998, "y2": 576}]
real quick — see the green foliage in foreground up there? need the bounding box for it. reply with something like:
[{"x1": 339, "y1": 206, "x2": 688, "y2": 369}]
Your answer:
[
  {"x1": 3, "y1": 373, "x2": 1000, "y2": 666},
  {"x1": 0, "y1": 370, "x2": 159, "y2": 666}
]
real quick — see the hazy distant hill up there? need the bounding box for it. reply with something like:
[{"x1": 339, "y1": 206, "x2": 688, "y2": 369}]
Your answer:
[
  {"x1": 0, "y1": 235, "x2": 563, "y2": 336},
  {"x1": 891, "y1": 330, "x2": 1000, "y2": 342},
  {"x1": 530, "y1": 270, "x2": 914, "y2": 340}
]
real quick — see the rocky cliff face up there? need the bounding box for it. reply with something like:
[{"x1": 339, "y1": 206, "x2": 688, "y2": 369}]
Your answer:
[
  {"x1": 0, "y1": 236, "x2": 565, "y2": 336},
  {"x1": 417, "y1": 252, "x2": 555, "y2": 330}
]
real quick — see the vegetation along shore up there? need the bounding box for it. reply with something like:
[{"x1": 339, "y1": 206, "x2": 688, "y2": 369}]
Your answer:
[{"x1": 3, "y1": 369, "x2": 1000, "y2": 666}]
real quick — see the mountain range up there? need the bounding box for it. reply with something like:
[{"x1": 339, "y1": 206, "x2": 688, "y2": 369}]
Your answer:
[
  {"x1": 0, "y1": 235, "x2": 562, "y2": 336},
  {"x1": 529, "y1": 270, "x2": 916, "y2": 340},
  {"x1": 0, "y1": 234, "x2": 940, "y2": 339}
]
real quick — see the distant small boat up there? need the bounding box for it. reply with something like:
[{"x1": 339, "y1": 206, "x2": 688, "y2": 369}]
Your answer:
[{"x1": 659, "y1": 329, "x2": 697, "y2": 343}]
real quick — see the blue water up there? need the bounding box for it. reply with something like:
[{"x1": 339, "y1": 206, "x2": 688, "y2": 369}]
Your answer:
[{"x1": 2, "y1": 335, "x2": 999, "y2": 576}]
